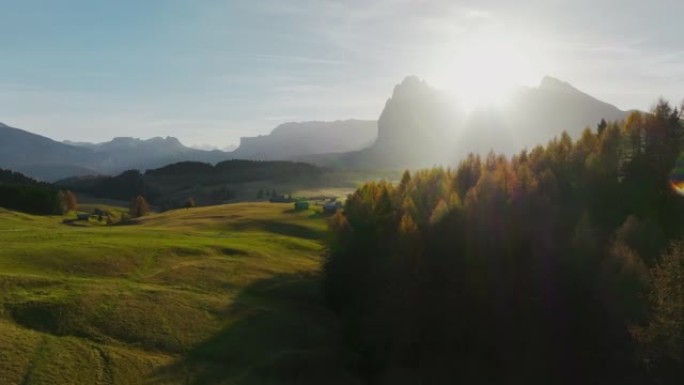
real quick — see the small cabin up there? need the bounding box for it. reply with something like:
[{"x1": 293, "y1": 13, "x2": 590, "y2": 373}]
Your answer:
[
  {"x1": 294, "y1": 201, "x2": 309, "y2": 211},
  {"x1": 323, "y1": 201, "x2": 342, "y2": 214},
  {"x1": 92, "y1": 208, "x2": 108, "y2": 217}
]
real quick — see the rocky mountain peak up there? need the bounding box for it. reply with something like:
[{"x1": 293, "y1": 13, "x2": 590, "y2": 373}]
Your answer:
[{"x1": 539, "y1": 76, "x2": 580, "y2": 93}]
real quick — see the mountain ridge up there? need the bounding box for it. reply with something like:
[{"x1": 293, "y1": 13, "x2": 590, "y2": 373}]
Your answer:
[
  {"x1": 1, "y1": 74, "x2": 634, "y2": 179},
  {"x1": 311, "y1": 75, "x2": 631, "y2": 169},
  {"x1": 230, "y1": 119, "x2": 377, "y2": 161},
  {"x1": 0, "y1": 123, "x2": 227, "y2": 181},
  {"x1": 0, "y1": 119, "x2": 377, "y2": 181}
]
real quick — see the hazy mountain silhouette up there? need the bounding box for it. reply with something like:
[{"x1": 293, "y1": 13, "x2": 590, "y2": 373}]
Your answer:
[
  {"x1": 0, "y1": 123, "x2": 229, "y2": 181},
  {"x1": 0, "y1": 122, "x2": 101, "y2": 181},
  {"x1": 0, "y1": 119, "x2": 377, "y2": 181},
  {"x1": 460, "y1": 76, "x2": 629, "y2": 157},
  {"x1": 1, "y1": 75, "x2": 631, "y2": 178},
  {"x1": 333, "y1": 77, "x2": 463, "y2": 169},
  {"x1": 230, "y1": 120, "x2": 377, "y2": 160},
  {"x1": 317, "y1": 75, "x2": 630, "y2": 169},
  {"x1": 65, "y1": 136, "x2": 228, "y2": 174}
]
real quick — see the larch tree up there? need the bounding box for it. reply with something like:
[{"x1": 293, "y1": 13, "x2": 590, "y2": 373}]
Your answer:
[
  {"x1": 61, "y1": 190, "x2": 77, "y2": 212},
  {"x1": 130, "y1": 195, "x2": 150, "y2": 218}
]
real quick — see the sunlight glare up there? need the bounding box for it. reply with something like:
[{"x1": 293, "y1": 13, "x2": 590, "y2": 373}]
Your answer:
[
  {"x1": 436, "y1": 30, "x2": 542, "y2": 112},
  {"x1": 670, "y1": 154, "x2": 684, "y2": 196}
]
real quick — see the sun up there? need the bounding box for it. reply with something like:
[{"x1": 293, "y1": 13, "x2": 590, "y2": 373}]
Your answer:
[{"x1": 434, "y1": 29, "x2": 542, "y2": 112}]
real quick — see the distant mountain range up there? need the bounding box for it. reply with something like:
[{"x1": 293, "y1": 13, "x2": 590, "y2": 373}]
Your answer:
[
  {"x1": 0, "y1": 120, "x2": 377, "y2": 181},
  {"x1": 0, "y1": 124, "x2": 232, "y2": 181},
  {"x1": 64, "y1": 136, "x2": 228, "y2": 173},
  {"x1": 1, "y1": 75, "x2": 632, "y2": 180}
]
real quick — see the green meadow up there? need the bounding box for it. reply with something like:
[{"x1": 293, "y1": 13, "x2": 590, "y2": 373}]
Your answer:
[{"x1": 0, "y1": 203, "x2": 356, "y2": 384}]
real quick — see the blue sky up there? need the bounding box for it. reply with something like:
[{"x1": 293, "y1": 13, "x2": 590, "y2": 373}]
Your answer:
[{"x1": 2, "y1": 0, "x2": 684, "y2": 148}]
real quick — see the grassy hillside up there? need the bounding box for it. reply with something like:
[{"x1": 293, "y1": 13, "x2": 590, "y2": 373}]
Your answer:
[{"x1": 0, "y1": 203, "x2": 356, "y2": 384}]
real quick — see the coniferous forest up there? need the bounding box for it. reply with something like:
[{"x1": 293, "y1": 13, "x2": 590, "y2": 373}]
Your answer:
[
  {"x1": 0, "y1": 168, "x2": 63, "y2": 215},
  {"x1": 324, "y1": 100, "x2": 684, "y2": 384}
]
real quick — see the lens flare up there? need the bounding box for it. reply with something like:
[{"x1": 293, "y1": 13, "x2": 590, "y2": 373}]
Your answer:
[{"x1": 670, "y1": 154, "x2": 684, "y2": 196}]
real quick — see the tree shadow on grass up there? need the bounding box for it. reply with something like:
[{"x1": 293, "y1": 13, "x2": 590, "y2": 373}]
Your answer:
[
  {"x1": 227, "y1": 220, "x2": 325, "y2": 241},
  {"x1": 150, "y1": 273, "x2": 360, "y2": 385},
  {"x1": 283, "y1": 208, "x2": 331, "y2": 221},
  {"x1": 110, "y1": 218, "x2": 142, "y2": 226}
]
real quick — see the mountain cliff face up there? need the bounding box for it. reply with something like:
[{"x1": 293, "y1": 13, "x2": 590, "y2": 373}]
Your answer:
[
  {"x1": 230, "y1": 120, "x2": 377, "y2": 160},
  {"x1": 347, "y1": 76, "x2": 463, "y2": 168},
  {"x1": 334, "y1": 76, "x2": 630, "y2": 169}
]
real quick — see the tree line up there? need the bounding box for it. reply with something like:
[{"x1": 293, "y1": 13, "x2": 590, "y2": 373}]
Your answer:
[
  {"x1": 324, "y1": 100, "x2": 684, "y2": 384},
  {"x1": 56, "y1": 160, "x2": 319, "y2": 207},
  {"x1": 0, "y1": 168, "x2": 65, "y2": 215}
]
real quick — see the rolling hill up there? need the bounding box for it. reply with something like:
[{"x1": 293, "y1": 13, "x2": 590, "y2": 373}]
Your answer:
[
  {"x1": 0, "y1": 202, "x2": 357, "y2": 384},
  {"x1": 56, "y1": 159, "x2": 329, "y2": 209}
]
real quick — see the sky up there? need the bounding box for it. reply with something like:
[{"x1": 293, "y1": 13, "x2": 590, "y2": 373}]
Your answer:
[{"x1": 1, "y1": 0, "x2": 684, "y2": 149}]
